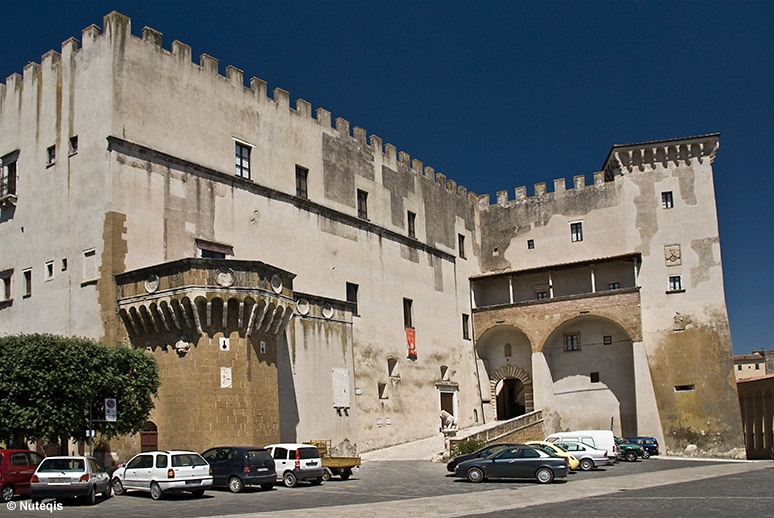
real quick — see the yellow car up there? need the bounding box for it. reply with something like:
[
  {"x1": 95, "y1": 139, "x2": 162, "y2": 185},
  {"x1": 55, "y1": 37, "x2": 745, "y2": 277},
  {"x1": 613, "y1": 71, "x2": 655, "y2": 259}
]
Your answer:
[{"x1": 526, "y1": 441, "x2": 580, "y2": 471}]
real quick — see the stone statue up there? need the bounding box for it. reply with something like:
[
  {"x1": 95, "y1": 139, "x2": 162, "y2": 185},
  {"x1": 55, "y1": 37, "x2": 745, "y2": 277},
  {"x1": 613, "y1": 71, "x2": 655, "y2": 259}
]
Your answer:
[{"x1": 440, "y1": 410, "x2": 457, "y2": 430}]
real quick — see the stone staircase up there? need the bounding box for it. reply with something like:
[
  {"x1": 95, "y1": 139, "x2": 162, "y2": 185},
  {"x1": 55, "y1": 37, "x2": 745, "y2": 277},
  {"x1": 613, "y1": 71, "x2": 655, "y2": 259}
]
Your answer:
[{"x1": 448, "y1": 410, "x2": 545, "y2": 455}]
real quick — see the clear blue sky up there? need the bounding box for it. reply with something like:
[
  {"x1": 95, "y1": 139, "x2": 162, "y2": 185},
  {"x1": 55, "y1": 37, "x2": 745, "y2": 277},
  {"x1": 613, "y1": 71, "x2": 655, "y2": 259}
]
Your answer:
[{"x1": 2, "y1": 1, "x2": 771, "y2": 354}]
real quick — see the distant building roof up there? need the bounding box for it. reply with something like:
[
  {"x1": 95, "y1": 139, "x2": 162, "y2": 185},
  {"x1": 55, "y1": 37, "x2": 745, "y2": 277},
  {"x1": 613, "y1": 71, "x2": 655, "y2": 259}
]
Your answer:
[{"x1": 734, "y1": 353, "x2": 764, "y2": 362}]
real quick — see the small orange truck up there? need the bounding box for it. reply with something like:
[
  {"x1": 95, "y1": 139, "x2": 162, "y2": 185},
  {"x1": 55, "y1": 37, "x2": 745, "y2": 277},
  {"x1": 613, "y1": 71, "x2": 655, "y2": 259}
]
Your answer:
[{"x1": 304, "y1": 440, "x2": 361, "y2": 481}]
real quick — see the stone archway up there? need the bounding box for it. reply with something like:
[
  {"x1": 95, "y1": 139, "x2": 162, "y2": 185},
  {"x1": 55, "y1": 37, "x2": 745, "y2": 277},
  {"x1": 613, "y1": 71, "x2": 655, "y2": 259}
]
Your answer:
[{"x1": 489, "y1": 365, "x2": 534, "y2": 421}]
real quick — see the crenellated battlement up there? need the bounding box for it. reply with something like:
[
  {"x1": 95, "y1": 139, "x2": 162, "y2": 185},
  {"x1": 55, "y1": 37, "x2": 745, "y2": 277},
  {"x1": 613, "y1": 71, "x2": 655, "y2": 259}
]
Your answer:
[
  {"x1": 1, "y1": 11, "x2": 480, "y2": 205},
  {"x1": 480, "y1": 171, "x2": 610, "y2": 210}
]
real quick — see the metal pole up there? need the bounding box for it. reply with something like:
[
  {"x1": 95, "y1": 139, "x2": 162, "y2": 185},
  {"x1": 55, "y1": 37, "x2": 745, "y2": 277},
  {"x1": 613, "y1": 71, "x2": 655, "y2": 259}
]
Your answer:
[{"x1": 89, "y1": 402, "x2": 93, "y2": 456}]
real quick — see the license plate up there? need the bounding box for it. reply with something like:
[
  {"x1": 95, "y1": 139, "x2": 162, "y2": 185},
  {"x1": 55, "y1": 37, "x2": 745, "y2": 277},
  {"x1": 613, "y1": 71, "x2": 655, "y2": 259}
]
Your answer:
[
  {"x1": 48, "y1": 478, "x2": 70, "y2": 484},
  {"x1": 306, "y1": 462, "x2": 317, "y2": 466},
  {"x1": 256, "y1": 467, "x2": 268, "y2": 472},
  {"x1": 184, "y1": 480, "x2": 199, "y2": 486}
]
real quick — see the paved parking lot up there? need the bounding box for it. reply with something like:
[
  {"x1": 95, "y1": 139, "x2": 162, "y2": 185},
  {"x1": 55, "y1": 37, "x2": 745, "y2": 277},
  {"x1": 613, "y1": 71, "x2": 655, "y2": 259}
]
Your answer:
[{"x1": 1, "y1": 458, "x2": 771, "y2": 517}]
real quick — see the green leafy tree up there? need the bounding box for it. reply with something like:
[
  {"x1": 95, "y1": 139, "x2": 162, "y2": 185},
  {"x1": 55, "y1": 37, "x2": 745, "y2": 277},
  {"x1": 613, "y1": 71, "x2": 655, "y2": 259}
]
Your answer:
[{"x1": 0, "y1": 334, "x2": 159, "y2": 446}]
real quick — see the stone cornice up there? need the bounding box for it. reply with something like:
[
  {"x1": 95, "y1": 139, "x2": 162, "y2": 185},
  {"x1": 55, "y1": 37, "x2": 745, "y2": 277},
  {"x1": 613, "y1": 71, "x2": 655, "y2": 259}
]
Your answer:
[{"x1": 602, "y1": 133, "x2": 720, "y2": 178}]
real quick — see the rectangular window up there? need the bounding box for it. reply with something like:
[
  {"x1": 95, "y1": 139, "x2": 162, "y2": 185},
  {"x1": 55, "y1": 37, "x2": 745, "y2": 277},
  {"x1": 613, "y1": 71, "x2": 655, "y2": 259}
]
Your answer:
[
  {"x1": 46, "y1": 145, "x2": 56, "y2": 165},
  {"x1": 346, "y1": 282, "x2": 359, "y2": 316},
  {"x1": 23, "y1": 269, "x2": 32, "y2": 297},
  {"x1": 235, "y1": 142, "x2": 251, "y2": 178},
  {"x1": 1, "y1": 270, "x2": 11, "y2": 301},
  {"x1": 564, "y1": 333, "x2": 580, "y2": 352},
  {"x1": 403, "y1": 298, "x2": 413, "y2": 329},
  {"x1": 458, "y1": 234, "x2": 466, "y2": 259},
  {"x1": 527, "y1": 239, "x2": 535, "y2": 249},
  {"x1": 69, "y1": 136, "x2": 79, "y2": 155},
  {"x1": 45, "y1": 261, "x2": 54, "y2": 281},
  {"x1": 378, "y1": 383, "x2": 388, "y2": 399},
  {"x1": 603, "y1": 335, "x2": 612, "y2": 345},
  {"x1": 61, "y1": 258, "x2": 68, "y2": 272},
  {"x1": 737, "y1": 364, "x2": 742, "y2": 371},
  {"x1": 1, "y1": 152, "x2": 18, "y2": 198},
  {"x1": 83, "y1": 249, "x2": 97, "y2": 283},
  {"x1": 357, "y1": 189, "x2": 368, "y2": 219},
  {"x1": 608, "y1": 282, "x2": 620, "y2": 290},
  {"x1": 570, "y1": 222, "x2": 583, "y2": 242},
  {"x1": 295, "y1": 165, "x2": 308, "y2": 199},
  {"x1": 196, "y1": 239, "x2": 233, "y2": 259},
  {"x1": 668, "y1": 275, "x2": 682, "y2": 291},
  {"x1": 462, "y1": 313, "x2": 470, "y2": 340},
  {"x1": 536, "y1": 291, "x2": 547, "y2": 300},
  {"x1": 662, "y1": 191, "x2": 674, "y2": 209},
  {"x1": 674, "y1": 384, "x2": 695, "y2": 392},
  {"x1": 756, "y1": 364, "x2": 760, "y2": 370},
  {"x1": 407, "y1": 211, "x2": 416, "y2": 238},
  {"x1": 590, "y1": 372, "x2": 600, "y2": 383}
]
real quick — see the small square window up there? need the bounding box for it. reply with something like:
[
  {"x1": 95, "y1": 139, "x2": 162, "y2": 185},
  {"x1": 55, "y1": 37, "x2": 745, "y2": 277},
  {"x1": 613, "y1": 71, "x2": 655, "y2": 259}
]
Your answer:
[
  {"x1": 603, "y1": 335, "x2": 612, "y2": 345},
  {"x1": 536, "y1": 291, "x2": 547, "y2": 300},
  {"x1": 295, "y1": 165, "x2": 308, "y2": 199},
  {"x1": 46, "y1": 145, "x2": 56, "y2": 165},
  {"x1": 570, "y1": 222, "x2": 583, "y2": 242},
  {"x1": 462, "y1": 313, "x2": 471, "y2": 340},
  {"x1": 590, "y1": 372, "x2": 600, "y2": 383},
  {"x1": 458, "y1": 234, "x2": 466, "y2": 259},
  {"x1": 235, "y1": 141, "x2": 251, "y2": 178},
  {"x1": 69, "y1": 136, "x2": 78, "y2": 155},
  {"x1": 675, "y1": 384, "x2": 695, "y2": 392},
  {"x1": 527, "y1": 239, "x2": 535, "y2": 250},
  {"x1": 755, "y1": 364, "x2": 760, "y2": 370},
  {"x1": 608, "y1": 282, "x2": 620, "y2": 290},
  {"x1": 662, "y1": 191, "x2": 674, "y2": 209},
  {"x1": 737, "y1": 364, "x2": 742, "y2": 371},
  {"x1": 407, "y1": 211, "x2": 416, "y2": 238},
  {"x1": 668, "y1": 275, "x2": 682, "y2": 291},
  {"x1": 565, "y1": 333, "x2": 580, "y2": 352},
  {"x1": 357, "y1": 189, "x2": 368, "y2": 220}
]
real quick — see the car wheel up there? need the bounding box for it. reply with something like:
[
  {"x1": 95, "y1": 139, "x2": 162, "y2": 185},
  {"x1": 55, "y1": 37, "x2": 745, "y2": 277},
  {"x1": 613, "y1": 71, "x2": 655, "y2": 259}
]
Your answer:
[
  {"x1": 85, "y1": 485, "x2": 96, "y2": 505},
  {"x1": 102, "y1": 482, "x2": 112, "y2": 499},
  {"x1": 340, "y1": 468, "x2": 352, "y2": 480},
  {"x1": 625, "y1": 450, "x2": 637, "y2": 462},
  {"x1": 642, "y1": 450, "x2": 650, "y2": 459},
  {"x1": 283, "y1": 472, "x2": 298, "y2": 488},
  {"x1": 535, "y1": 467, "x2": 554, "y2": 484},
  {"x1": 310, "y1": 477, "x2": 323, "y2": 486},
  {"x1": 260, "y1": 483, "x2": 274, "y2": 491},
  {"x1": 150, "y1": 482, "x2": 163, "y2": 501},
  {"x1": 1, "y1": 485, "x2": 14, "y2": 503},
  {"x1": 579, "y1": 458, "x2": 593, "y2": 471},
  {"x1": 191, "y1": 489, "x2": 205, "y2": 498},
  {"x1": 322, "y1": 468, "x2": 332, "y2": 482},
  {"x1": 228, "y1": 476, "x2": 244, "y2": 493},
  {"x1": 112, "y1": 478, "x2": 125, "y2": 496},
  {"x1": 466, "y1": 467, "x2": 485, "y2": 483}
]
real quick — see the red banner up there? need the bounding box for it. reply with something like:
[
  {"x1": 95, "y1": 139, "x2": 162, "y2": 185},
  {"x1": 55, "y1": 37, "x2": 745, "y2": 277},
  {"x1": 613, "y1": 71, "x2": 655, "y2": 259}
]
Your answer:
[{"x1": 406, "y1": 328, "x2": 417, "y2": 358}]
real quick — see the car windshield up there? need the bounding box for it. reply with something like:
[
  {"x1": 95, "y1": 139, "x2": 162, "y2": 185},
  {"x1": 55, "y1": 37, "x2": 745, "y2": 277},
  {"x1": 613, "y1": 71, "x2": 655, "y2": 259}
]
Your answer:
[
  {"x1": 38, "y1": 458, "x2": 84, "y2": 472},
  {"x1": 246, "y1": 449, "x2": 272, "y2": 462},
  {"x1": 171, "y1": 454, "x2": 207, "y2": 467},
  {"x1": 297, "y1": 447, "x2": 319, "y2": 460}
]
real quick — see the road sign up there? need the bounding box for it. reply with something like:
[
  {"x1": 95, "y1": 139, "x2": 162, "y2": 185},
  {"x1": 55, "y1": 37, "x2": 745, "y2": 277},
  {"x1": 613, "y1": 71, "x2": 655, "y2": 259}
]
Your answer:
[{"x1": 105, "y1": 398, "x2": 117, "y2": 422}]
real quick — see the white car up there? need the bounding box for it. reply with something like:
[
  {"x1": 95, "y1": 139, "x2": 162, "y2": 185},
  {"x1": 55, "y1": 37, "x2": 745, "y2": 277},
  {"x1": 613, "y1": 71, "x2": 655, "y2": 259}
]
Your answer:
[
  {"x1": 31, "y1": 456, "x2": 111, "y2": 504},
  {"x1": 551, "y1": 441, "x2": 613, "y2": 471},
  {"x1": 112, "y1": 450, "x2": 212, "y2": 500},
  {"x1": 264, "y1": 443, "x2": 324, "y2": 487}
]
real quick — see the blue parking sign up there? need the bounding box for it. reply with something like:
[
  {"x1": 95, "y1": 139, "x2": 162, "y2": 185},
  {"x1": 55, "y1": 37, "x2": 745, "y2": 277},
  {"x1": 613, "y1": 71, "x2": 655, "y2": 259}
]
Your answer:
[{"x1": 105, "y1": 398, "x2": 117, "y2": 422}]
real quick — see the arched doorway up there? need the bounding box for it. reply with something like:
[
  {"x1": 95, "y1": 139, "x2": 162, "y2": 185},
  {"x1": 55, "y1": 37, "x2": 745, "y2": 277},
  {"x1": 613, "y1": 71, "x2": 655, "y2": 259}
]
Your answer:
[
  {"x1": 495, "y1": 378, "x2": 526, "y2": 420},
  {"x1": 140, "y1": 421, "x2": 158, "y2": 452}
]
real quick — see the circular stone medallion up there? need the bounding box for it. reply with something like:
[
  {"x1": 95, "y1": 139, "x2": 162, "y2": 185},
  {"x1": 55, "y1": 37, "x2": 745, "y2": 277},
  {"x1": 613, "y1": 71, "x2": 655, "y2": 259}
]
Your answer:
[
  {"x1": 295, "y1": 298, "x2": 310, "y2": 315},
  {"x1": 321, "y1": 303, "x2": 334, "y2": 319},
  {"x1": 270, "y1": 274, "x2": 283, "y2": 294},
  {"x1": 144, "y1": 274, "x2": 160, "y2": 293},
  {"x1": 215, "y1": 267, "x2": 236, "y2": 287}
]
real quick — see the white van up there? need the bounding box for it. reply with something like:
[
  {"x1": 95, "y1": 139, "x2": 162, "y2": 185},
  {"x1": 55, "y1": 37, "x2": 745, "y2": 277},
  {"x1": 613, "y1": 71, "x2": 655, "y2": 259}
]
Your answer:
[{"x1": 545, "y1": 430, "x2": 618, "y2": 460}]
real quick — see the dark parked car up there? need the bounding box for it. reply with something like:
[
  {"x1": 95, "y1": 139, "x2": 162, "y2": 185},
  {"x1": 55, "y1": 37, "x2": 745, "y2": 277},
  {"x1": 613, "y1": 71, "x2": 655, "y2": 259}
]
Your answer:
[
  {"x1": 454, "y1": 444, "x2": 568, "y2": 484},
  {"x1": 614, "y1": 437, "x2": 645, "y2": 461},
  {"x1": 201, "y1": 446, "x2": 276, "y2": 493},
  {"x1": 624, "y1": 437, "x2": 659, "y2": 458},
  {"x1": 0, "y1": 449, "x2": 45, "y2": 502},
  {"x1": 31, "y1": 456, "x2": 111, "y2": 504},
  {"x1": 446, "y1": 443, "x2": 519, "y2": 472}
]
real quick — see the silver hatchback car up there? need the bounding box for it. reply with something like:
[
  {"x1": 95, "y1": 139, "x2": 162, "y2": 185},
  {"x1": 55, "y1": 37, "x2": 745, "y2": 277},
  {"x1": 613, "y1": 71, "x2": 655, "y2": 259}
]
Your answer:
[
  {"x1": 552, "y1": 441, "x2": 613, "y2": 471},
  {"x1": 31, "y1": 456, "x2": 111, "y2": 504}
]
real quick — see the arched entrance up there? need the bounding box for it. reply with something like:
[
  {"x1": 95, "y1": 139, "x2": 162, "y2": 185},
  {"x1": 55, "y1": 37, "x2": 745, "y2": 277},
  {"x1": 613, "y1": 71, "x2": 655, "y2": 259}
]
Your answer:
[
  {"x1": 495, "y1": 378, "x2": 526, "y2": 420},
  {"x1": 489, "y1": 365, "x2": 534, "y2": 421},
  {"x1": 140, "y1": 421, "x2": 158, "y2": 452}
]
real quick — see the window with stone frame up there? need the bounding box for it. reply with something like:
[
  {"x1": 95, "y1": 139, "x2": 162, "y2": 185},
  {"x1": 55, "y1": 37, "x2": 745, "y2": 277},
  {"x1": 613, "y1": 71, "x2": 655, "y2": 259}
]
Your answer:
[
  {"x1": 564, "y1": 333, "x2": 580, "y2": 352},
  {"x1": 235, "y1": 141, "x2": 251, "y2": 178}
]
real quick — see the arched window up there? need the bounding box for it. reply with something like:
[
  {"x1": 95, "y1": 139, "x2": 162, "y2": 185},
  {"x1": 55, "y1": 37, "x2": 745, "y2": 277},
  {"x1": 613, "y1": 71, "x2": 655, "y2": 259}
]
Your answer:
[{"x1": 504, "y1": 343, "x2": 512, "y2": 357}]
